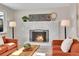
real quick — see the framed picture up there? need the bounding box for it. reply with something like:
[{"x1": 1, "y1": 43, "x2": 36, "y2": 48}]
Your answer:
[{"x1": 29, "y1": 14, "x2": 51, "y2": 21}]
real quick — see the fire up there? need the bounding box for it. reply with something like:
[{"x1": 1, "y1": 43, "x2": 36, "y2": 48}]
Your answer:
[{"x1": 36, "y1": 35, "x2": 44, "y2": 42}]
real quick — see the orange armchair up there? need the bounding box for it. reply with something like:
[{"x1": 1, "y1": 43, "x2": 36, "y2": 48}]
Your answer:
[{"x1": 53, "y1": 40, "x2": 79, "y2": 56}]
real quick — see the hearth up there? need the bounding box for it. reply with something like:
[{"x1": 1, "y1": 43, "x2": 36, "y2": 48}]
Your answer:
[{"x1": 29, "y1": 29, "x2": 49, "y2": 42}]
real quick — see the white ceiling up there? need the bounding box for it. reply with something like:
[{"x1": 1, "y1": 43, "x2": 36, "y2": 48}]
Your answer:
[{"x1": 2, "y1": 3, "x2": 72, "y2": 10}]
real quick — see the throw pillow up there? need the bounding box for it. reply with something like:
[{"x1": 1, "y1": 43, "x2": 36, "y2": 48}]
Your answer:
[
  {"x1": 2, "y1": 36, "x2": 7, "y2": 43},
  {"x1": 61, "y1": 37, "x2": 73, "y2": 53},
  {"x1": 0, "y1": 38, "x2": 4, "y2": 45}
]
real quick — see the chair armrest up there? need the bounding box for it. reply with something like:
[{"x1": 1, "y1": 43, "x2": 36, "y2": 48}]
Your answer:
[{"x1": 6, "y1": 39, "x2": 18, "y2": 49}]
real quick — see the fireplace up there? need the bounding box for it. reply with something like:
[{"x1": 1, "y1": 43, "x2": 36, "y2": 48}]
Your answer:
[{"x1": 29, "y1": 29, "x2": 49, "y2": 42}]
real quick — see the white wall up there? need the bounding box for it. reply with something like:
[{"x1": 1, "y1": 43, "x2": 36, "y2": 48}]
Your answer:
[
  {"x1": 67, "y1": 4, "x2": 77, "y2": 38},
  {"x1": 14, "y1": 6, "x2": 73, "y2": 45},
  {"x1": 0, "y1": 4, "x2": 14, "y2": 37},
  {"x1": 0, "y1": 4, "x2": 77, "y2": 46}
]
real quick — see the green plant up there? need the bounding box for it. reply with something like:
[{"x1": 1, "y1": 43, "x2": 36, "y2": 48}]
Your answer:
[
  {"x1": 23, "y1": 43, "x2": 31, "y2": 49},
  {"x1": 22, "y1": 16, "x2": 29, "y2": 22}
]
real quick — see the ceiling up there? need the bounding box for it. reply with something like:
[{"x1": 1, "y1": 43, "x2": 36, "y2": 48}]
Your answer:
[{"x1": 2, "y1": 3, "x2": 72, "y2": 11}]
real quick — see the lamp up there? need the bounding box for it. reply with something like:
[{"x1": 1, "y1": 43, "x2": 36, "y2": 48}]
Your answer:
[
  {"x1": 9, "y1": 21, "x2": 16, "y2": 39},
  {"x1": 61, "y1": 20, "x2": 70, "y2": 39}
]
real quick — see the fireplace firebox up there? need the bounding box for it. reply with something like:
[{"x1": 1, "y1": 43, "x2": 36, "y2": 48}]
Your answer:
[{"x1": 29, "y1": 29, "x2": 49, "y2": 42}]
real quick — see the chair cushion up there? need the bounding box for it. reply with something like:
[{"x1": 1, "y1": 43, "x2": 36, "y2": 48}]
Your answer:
[
  {"x1": 0, "y1": 45, "x2": 8, "y2": 54},
  {"x1": 53, "y1": 45, "x2": 61, "y2": 50},
  {"x1": 61, "y1": 38, "x2": 73, "y2": 53},
  {"x1": 4, "y1": 43, "x2": 16, "y2": 50}
]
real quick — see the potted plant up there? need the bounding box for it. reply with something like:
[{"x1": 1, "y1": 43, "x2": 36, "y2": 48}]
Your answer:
[
  {"x1": 23, "y1": 43, "x2": 31, "y2": 49},
  {"x1": 22, "y1": 16, "x2": 29, "y2": 22}
]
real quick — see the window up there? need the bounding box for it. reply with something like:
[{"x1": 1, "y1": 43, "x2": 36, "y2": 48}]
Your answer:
[{"x1": 0, "y1": 12, "x2": 4, "y2": 33}]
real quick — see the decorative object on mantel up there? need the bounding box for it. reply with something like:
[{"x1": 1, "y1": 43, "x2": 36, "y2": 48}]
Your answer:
[
  {"x1": 29, "y1": 14, "x2": 51, "y2": 21},
  {"x1": 61, "y1": 20, "x2": 70, "y2": 39},
  {"x1": 22, "y1": 13, "x2": 57, "y2": 21},
  {"x1": 22, "y1": 16, "x2": 29, "y2": 22},
  {"x1": 9, "y1": 21, "x2": 16, "y2": 39},
  {"x1": 23, "y1": 43, "x2": 32, "y2": 51},
  {"x1": 50, "y1": 12, "x2": 57, "y2": 21}
]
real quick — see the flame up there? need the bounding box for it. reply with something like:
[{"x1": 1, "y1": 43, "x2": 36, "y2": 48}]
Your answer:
[{"x1": 36, "y1": 35, "x2": 44, "y2": 42}]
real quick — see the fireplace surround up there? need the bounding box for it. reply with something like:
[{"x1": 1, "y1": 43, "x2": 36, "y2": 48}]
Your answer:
[{"x1": 29, "y1": 29, "x2": 49, "y2": 42}]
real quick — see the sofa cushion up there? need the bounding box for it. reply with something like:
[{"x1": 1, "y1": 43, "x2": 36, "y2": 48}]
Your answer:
[
  {"x1": 4, "y1": 43, "x2": 16, "y2": 50},
  {"x1": 0, "y1": 45, "x2": 8, "y2": 54}
]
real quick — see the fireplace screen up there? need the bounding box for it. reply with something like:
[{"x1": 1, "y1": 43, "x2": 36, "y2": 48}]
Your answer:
[{"x1": 30, "y1": 30, "x2": 49, "y2": 42}]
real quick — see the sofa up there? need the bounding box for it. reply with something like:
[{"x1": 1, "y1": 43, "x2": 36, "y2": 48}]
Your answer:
[
  {"x1": 53, "y1": 39, "x2": 79, "y2": 56},
  {"x1": 0, "y1": 36, "x2": 18, "y2": 56}
]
